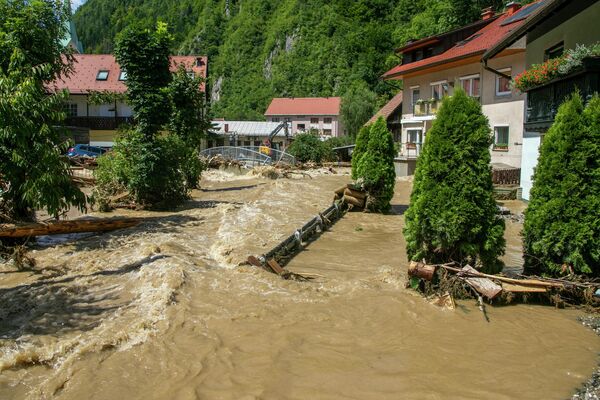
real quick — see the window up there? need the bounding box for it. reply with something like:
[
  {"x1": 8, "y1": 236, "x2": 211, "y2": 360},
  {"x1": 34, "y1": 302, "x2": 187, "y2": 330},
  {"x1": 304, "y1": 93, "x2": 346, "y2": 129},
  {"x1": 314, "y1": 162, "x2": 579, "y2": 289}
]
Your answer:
[
  {"x1": 64, "y1": 103, "x2": 77, "y2": 118},
  {"x1": 272, "y1": 117, "x2": 280, "y2": 122},
  {"x1": 494, "y1": 126, "x2": 509, "y2": 149},
  {"x1": 460, "y1": 74, "x2": 480, "y2": 98},
  {"x1": 496, "y1": 68, "x2": 512, "y2": 96},
  {"x1": 544, "y1": 42, "x2": 564, "y2": 61},
  {"x1": 297, "y1": 124, "x2": 306, "y2": 130},
  {"x1": 310, "y1": 117, "x2": 319, "y2": 124},
  {"x1": 323, "y1": 129, "x2": 332, "y2": 136},
  {"x1": 431, "y1": 81, "x2": 448, "y2": 100},
  {"x1": 407, "y1": 129, "x2": 422, "y2": 144},
  {"x1": 119, "y1": 71, "x2": 127, "y2": 81},
  {"x1": 410, "y1": 86, "x2": 420, "y2": 106},
  {"x1": 96, "y1": 70, "x2": 109, "y2": 81},
  {"x1": 187, "y1": 71, "x2": 195, "y2": 79},
  {"x1": 324, "y1": 117, "x2": 332, "y2": 124}
]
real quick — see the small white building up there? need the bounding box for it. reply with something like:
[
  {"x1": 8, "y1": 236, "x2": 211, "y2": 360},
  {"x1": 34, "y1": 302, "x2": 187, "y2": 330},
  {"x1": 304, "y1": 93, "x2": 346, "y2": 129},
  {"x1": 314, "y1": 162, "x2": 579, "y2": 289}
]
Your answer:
[
  {"x1": 208, "y1": 121, "x2": 293, "y2": 150},
  {"x1": 264, "y1": 97, "x2": 345, "y2": 137}
]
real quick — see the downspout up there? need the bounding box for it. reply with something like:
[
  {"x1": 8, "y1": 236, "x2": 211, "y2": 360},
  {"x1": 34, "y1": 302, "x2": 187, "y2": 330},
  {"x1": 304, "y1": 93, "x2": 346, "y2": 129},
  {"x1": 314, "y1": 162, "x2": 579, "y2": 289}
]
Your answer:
[{"x1": 482, "y1": 59, "x2": 512, "y2": 80}]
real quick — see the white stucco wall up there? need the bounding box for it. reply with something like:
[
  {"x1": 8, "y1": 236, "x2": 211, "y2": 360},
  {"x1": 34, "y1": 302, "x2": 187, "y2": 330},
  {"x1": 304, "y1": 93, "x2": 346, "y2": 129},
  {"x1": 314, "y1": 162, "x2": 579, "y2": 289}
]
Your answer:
[
  {"x1": 482, "y1": 99, "x2": 525, "y2": 168},
  {"x1": 520, "y1": 132, "x2": 542, "y2": 200}
]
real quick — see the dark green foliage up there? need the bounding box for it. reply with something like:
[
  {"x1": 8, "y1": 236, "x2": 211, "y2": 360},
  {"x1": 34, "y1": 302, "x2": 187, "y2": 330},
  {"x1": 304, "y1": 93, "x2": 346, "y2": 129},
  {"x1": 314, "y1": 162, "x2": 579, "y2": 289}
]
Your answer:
[
  {"x1": 74, "y1": 0, "x2": 508, "y2": 120},
  {"x1": 351, "y1": 125, "x2": 370, "y2": 179},
  {"x1": 114, "y1": 22, "x2": 173, "y2": 137},
  {"x1": 0, "y1": 0, "x2": 86, "y2": 221},
  {"x1": 354, "y1": 117, "x2": 396, "y2": 212},
  {"x1": 287, "y1": 132, "x2": 328, "y2": 163},
  {"x1": 523, "y1": 94, "x2": 600, "y2": 276},
  {"x1": 96, "y1": 23, "x2": 206, "y2": 208},
  {"x1": 403, "y1": 90, "x2": 505, "y2": 273},
  {"x1": 322, "y1": 135, "x2": 355, "y2": 162},
  {"x1": 95, "y1": 130, "x2": 191, "y2": 208},
  {"x1": 340, "y1": 82, "x2": 378, "y2": 139}
]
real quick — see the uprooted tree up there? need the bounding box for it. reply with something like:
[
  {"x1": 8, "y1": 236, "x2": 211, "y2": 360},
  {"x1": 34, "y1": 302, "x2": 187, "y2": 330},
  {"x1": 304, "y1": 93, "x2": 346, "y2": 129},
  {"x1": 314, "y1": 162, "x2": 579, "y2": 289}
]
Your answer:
[
  {"x1": 523, "y1": 93, "x2": 600, "y2": 277},
  {"x1": 351, "y1": 117, "x2": 396, "y2": 212},
  {"x1": 95, "y1": 23, "x2": 207, "y2": 209},
  {"x1": 403, "y1": 90, "x2": 505, "y2": 274},
  {"x1": 0, "y1": 0, "x2": 86, "y2": 222}
]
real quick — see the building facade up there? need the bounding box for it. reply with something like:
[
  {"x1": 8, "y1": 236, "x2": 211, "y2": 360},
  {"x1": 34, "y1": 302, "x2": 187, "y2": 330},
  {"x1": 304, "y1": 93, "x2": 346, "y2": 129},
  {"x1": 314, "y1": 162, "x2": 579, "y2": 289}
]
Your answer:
[
  {"x1": 207, "y1": 121, "x2": 293, "y2": 150},
  {"x1": 483, "y1": 0, "x2": 600, "y2": 200},
  {"x1": 264, "y1": 97, "x2": 345, "y2": 137},
  {"x1": 383, "y1": 2, "x2": 542, "y2": 182},
  {"x1": 48, "y1": 54, "x2": 207, "y2": 147}
]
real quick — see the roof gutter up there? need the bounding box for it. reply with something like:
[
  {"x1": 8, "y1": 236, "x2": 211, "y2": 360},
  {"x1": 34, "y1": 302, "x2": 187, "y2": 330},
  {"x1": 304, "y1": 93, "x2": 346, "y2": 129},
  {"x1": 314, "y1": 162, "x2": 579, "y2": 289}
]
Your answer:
[{"x1": 482, "y1": 60, "x2": 512, "y2": 80}]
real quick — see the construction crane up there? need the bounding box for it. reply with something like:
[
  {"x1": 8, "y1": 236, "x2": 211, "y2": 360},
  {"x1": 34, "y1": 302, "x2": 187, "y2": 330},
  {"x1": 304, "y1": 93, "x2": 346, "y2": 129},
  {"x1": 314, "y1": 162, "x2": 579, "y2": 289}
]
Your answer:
[{"x1": 261, "y1": 120, "x2": 290, "y2": 151}]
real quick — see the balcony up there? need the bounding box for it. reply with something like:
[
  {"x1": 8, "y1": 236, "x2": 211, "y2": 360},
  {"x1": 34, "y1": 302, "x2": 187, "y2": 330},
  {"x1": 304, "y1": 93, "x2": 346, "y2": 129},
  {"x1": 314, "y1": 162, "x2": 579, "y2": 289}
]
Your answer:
[
  {"x1": 64, "y1": 116, "x2": 135, "y2": 131},
  {"x1": 525, "y1": 57, "x2": 600, "y2": 132},
  {"x1": 398, "y1": 142, "x2": 423, "y2": 159},
  {"x1": 413, "y1": 99, "x2": 441, "y2": 117}
]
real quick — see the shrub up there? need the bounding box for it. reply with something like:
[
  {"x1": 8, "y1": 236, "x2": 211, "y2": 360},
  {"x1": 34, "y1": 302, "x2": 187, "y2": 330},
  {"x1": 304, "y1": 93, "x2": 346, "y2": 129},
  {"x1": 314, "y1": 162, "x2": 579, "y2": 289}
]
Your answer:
[
  {"x1": 95, "y1": 130, "x2": 199, "y2": 208},
  {"x1": 288, "y1": 132, "x2": 328, "y2": 163},
  {"x1": 403, "y1": 90, "x2": 505, "y2": 273},
  {"x1": 322, "y1": 135, "x2": 354, "y2": 162},
  {"x1": 351, "y1": 125, "x2": 370, "y2": 179},
  {"x1": 523, "y1": 94, "x2": 600, "y2": 276},
  {"x1": 354, "y1": 117, "x2": 396, "y2": 212}
]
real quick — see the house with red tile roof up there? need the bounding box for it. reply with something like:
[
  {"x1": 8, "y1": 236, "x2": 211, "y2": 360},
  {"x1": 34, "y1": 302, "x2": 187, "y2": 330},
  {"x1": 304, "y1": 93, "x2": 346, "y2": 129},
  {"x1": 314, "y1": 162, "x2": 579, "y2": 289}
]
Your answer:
[
  {"x1": 264, "y1": 97, "x2": 345, "y2": 137},
  {"x1": 48, "y1": 54, "x2": 207, "y2": 147},
  {"x1": 366, "y1": 91, "x2": 403, "y2": 141},
  {"x1": 383, "y1": 1, "x2": 545, "y2": 181}
]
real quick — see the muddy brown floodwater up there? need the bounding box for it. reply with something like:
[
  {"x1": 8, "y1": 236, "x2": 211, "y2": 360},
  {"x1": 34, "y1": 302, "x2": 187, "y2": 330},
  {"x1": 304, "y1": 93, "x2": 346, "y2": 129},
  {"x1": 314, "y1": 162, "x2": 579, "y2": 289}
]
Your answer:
[{"x1": 0, "y1": 168, "x2": 598, "y2": 400}]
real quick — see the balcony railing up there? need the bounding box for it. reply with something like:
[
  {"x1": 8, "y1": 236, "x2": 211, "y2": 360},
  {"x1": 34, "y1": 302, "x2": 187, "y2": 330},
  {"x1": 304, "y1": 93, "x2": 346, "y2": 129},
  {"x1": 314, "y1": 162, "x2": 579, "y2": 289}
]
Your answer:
[
  {"x1": 64, "y1": 116, "x2": 135, "y2": 130},
  {"x1": 413, "y1": 99, "x2": 441, "y2": 117},
  {"x1": 398, "y1": 142, "x2": 423, "y2": 159},
  {"x1": 525, "y1": 57, "x2": 600, "y2": 131}
]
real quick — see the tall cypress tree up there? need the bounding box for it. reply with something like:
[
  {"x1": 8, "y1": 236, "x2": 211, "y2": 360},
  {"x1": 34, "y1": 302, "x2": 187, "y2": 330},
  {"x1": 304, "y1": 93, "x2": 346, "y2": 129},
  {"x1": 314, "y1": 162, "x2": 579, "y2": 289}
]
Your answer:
[
  {"x1": 523, "y1": 94, "x2": 600, "y2": 276},
  {"x1": 354, "y1": 117, "x2": 396, "y2": 212},
  {"x1": 351, "y1": 125, "x2": 370, "y2": 180},
  {"x1": 403, "y1": 90, "x2": 505, "y2": 273}
]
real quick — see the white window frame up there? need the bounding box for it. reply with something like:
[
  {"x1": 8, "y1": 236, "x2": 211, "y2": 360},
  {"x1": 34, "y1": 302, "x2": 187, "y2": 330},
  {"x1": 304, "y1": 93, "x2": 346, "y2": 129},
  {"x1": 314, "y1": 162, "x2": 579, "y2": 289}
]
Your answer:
[
  {"x1": 406, "y1": 129, "x2": 422, "y2": 144},
  {"x1": 410, "y1": 85, "x2": 420, "y2": 107},
  {"x1": 493, "y1": 125, "x2": 510, "y2": 148},
  {"x1": 324, "y1": 117, "x2": 332, "y2": 124},
  {"x1": 459, "y1": 74, "x2": 480, "y2": 98},
  {"x1": 64, "y1": 103, "x2": 78, "y2": 118},
  {"x1": 119, "y1": 71, "x2": 127, "y2": 81},
  {"x1": 430, "y1": 80, "x2": 448, "y2": 100},
  {"x1": 495, "y1": 68, "x2": 512, "y2": 96}
]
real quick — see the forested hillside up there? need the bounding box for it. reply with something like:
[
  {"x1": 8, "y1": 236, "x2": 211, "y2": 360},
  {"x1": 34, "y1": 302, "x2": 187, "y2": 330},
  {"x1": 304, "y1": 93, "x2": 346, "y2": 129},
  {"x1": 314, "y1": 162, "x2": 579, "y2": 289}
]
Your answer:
[{"x1": 74, "y1": 0, "x2": 508, "y2": 119}]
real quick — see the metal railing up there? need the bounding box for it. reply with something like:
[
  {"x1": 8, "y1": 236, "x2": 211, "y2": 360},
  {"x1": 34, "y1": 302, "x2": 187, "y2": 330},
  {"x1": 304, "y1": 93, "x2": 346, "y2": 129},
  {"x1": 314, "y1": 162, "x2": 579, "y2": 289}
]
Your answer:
[
  {"x1": 398, "y1": 142, "x2": 423, "y2": 159},
  {"x1": 413, "y1": 99, "x2": 441, "y2": 116},
  {"x1": 199, "y1": 146, "x2": 296, "y2": 166},
  {"x1": 65, "y1": 116, "x2": 135, "y2": 130}
]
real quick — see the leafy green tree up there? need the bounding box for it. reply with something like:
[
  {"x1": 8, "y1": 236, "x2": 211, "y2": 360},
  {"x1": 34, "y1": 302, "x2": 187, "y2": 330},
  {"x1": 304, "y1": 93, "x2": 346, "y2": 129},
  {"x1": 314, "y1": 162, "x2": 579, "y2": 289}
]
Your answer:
[
  {"x1": 351, "y1": 125, "x2": 370, "y2": 179},
  {"x1": 354, "y1": 117, "x2": 396, "y2": 212},
  {"x1": 288, "y1": 132, "x2": 328, "y2": 163},
  {"x1": 0, "y1": 0, "x2": 85, "y2": 221},
  {"x1": 523, "y1": 94, "x2": 600, "y2": 276},
  {"x1": 97, "y1": 23, "x2": 205, "y2": 207},
  {"x1": 341, "y1": 82, "x2": 378, "y2": 139},
  {"x1": 114, "y1": 22, "x2": 172, "y2": 137},
  {"x1": 403, "y1": 90, "x2": 505, "y2": 273}
]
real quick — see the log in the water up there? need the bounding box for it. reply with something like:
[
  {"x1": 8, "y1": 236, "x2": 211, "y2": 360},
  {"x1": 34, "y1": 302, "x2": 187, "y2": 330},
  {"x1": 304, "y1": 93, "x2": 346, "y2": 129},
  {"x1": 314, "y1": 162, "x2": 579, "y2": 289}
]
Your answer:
[
  {"x1": 343, "y1": 194, "x2": 364, "y2": 208},
  {"x1": 344, "y1": 188, "x2": 367, "y2": 200},
  {"x1": 0, "y1": 218, "x2": 143, "y2": 238},
  {"x1": 408, "y1": 261, "x2": 437, "y2": 281}
]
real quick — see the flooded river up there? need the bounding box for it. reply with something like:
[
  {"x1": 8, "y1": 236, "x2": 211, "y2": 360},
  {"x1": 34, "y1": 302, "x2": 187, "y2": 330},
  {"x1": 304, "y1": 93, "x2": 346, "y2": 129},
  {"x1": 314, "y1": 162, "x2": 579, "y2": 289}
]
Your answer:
[{"x1": 0, "y1": 168, "x2": 598, "y2": 399}]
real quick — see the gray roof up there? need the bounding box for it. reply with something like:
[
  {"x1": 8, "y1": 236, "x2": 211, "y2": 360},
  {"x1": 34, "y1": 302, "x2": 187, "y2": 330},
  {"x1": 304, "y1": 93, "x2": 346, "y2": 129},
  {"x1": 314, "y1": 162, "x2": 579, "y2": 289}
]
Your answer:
[{"x1": 210, "y1": 121, "x2": 293, "y2": 137}]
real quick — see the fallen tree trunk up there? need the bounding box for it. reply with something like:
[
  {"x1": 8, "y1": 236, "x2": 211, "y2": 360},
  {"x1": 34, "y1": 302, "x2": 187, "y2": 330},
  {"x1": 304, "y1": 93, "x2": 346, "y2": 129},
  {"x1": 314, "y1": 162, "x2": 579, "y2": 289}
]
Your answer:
[
  {"x1": 343, "y1": 194, "x2": 364, "y2": 208},
  {"x1": 0, "y1": 218, "x2": 142, "y2": 238},
  {"x1": 408, "y1": 261, "x2": 437, "y2": 281}
]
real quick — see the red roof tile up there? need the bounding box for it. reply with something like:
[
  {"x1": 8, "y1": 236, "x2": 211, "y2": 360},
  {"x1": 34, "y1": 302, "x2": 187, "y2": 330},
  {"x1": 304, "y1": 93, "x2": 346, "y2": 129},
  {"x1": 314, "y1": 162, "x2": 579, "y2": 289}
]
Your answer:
[
  {"x1": 383, "y1": 1, "x2": 545, "y2": 79},
  {"x1": 265, "y1": 97, "x2": 341, "y2": 116},
  {"x1": 48, "y1": 54, "x2": 207, "y2": 94},
  {"x1": 366, "y1": 91, "x2": 402, "y2": 125}
]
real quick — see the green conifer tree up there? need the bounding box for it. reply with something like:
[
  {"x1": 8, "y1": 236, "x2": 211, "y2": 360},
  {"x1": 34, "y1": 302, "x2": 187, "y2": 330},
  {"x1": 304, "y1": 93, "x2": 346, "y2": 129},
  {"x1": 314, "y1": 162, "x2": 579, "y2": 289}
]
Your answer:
[
  {"x1": 351, "y1": 125, "x2": 370, "y2": 180},
  {"x1": 403, "y1": 90, "x2": 505, "y2": 273},
  {"x1": 523, "y1": 94, "x2": 600, "y2": 276},
  {"x1": 355, "y1": 117, "x2": 396, "y2": 212}
]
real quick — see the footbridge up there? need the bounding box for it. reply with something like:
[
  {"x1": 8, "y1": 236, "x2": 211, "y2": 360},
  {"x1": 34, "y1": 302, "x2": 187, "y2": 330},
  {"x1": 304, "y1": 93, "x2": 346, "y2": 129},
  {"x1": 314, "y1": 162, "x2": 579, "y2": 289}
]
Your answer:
[{"x1": 199, "y1": 146, "x2": 296, "y2": 166}]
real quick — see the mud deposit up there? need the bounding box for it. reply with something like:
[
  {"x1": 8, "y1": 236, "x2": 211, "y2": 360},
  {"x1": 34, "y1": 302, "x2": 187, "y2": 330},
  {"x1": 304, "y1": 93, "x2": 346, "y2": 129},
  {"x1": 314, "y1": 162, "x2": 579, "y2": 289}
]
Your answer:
[{"x1": 0, "y1": 168, "x2": 598, "y2": 399}]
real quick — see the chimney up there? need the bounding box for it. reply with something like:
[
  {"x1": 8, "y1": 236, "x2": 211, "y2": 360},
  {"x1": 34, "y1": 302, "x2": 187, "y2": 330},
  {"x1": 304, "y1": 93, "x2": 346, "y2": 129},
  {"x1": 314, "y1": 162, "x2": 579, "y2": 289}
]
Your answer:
[
  {"x1": 481, "y1": 6, "x2": 494, "y2": 20},
  {"x1": 506, "y1": 1, "x2": 521, "y2": 16}
]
